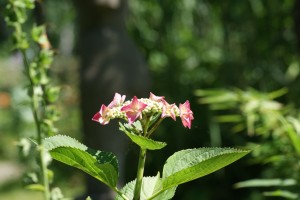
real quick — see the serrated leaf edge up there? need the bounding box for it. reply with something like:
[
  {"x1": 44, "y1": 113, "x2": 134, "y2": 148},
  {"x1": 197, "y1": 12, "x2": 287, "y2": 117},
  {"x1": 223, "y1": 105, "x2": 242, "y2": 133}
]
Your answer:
[
  {"x1": 43, "y1": 134, "x2": 87, "y2": 151},
  {"x1": 163, "y1": 147, "x2": 249, "y2": 177}
]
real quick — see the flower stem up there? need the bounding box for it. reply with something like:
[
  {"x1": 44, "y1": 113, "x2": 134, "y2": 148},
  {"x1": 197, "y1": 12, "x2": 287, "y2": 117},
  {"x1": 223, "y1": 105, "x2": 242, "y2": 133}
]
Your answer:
[
  {"x1": 133, "y1": 148, "x2": 147, "y2": 200},
  {"x1": 114, "y1": 187, "x2": 130, "y2": 200},
  {"x1": 146, "y1": 118, "x2": 164, "y2": 137}
]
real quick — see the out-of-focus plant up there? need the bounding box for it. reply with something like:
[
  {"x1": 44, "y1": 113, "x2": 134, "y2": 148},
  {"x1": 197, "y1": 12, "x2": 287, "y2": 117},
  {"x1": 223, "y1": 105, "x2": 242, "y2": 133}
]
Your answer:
[
  {"x1": 44, "y1": 93, "x2": 249, "y2": 200},
  {"x1": 195, "y1": 88, "x2": 300, "y2": 199},
  {"x1": 127, "y1": 1, "x2": 299, "y2": 98},
  {"x1": 4, "y1": 0, "x2": 63, "y2": 199}
]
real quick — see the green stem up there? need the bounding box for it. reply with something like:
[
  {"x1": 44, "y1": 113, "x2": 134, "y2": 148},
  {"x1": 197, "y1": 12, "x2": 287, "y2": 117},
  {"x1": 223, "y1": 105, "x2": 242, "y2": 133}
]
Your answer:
[
  {"x1": 146, "y1": 118, "x2": 164, "y2": 137},
  {"x1": 133, "y1": 148, "x2": 147, "y2": 200},
  {"x1": 21, "y1": 50, "x2": 42, "y2": 142},
  {"x1": 21, "y1": 49, "x2": 51, "y2": 200},
  {"x1": 113, "y1": 187, "x2": 130, "y2": 200},
  {"x1": 40, "y1": 145, "x2": 51, "y2": 200}
]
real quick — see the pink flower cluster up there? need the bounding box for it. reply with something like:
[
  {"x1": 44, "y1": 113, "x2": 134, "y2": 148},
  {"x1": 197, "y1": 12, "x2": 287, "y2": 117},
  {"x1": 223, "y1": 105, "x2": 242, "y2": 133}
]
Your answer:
[{"x1": 92, "y1": 93, "x2": 194, "y2": 129}]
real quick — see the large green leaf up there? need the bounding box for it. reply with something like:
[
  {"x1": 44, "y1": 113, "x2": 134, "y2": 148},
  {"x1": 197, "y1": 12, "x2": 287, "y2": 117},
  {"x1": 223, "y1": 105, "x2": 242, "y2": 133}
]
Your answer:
[
  {"x1": 115, "y1": 174, "x2": 176, "y2": 200},
  {"x1": 44, "y1": 135, "x2": 118, "y2": 188},
  {"x1": 162, "y1": 148, "x2": 249, "y2": 190},
  {"x1": 119, "y1": 123, "x2": 166, "y2": 150}
]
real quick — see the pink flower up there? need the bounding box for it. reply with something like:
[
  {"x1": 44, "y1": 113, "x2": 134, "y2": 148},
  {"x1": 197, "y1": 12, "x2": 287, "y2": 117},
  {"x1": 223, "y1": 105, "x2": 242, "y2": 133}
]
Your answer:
[
  {"x1": 179, "y1": 100, "x2": 194, "y2": 129},
  {"x1": 149, "y1": 92, "x2": 165, "y2": 102},
  {"x1": 92, "y1": 104, "x2": 111, "y2": 125},
  {"x1": 108, "y1": 93, "x2": 126, "y2": 108},
  {"x1": 161, "y1": 99, "x2": 177, "y2": 121},
  {"x1": 121, "y1": 96, "x2": 147, "y2": 124}
]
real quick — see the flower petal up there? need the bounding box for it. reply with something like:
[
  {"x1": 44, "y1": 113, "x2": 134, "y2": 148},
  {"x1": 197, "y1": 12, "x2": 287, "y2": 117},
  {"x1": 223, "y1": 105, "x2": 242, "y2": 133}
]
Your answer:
[
  {"x1": 92, "y1": 112, "x2": 101, "y2": 122},
  {"x1": 161, "y1": 99, "x2": 177, "y2": 121},
  {"x1": 93, "y1": 104, "x2": 111, "y2": 125},
  {"x1": 108, "y1": 93, "x2": 126, "y2": 108},
  {"x1": 179, "y1": 100, "x2": 194, "y2": 129},
  {"x1": 121, "y1": 96, "x2": 147, "y2": 124},
  {"x1": 149, "y1": 92, "x2": 165, "y2": 102}
]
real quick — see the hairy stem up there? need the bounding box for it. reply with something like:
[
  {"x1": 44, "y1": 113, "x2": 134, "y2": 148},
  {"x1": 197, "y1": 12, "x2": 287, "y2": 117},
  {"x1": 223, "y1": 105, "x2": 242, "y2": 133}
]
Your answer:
[
  {"x1": 21, "y1": 49, "x2": 50, "y2": 200},
  {"x1": 40, "y1": 146, "x2": 51, "y2": 200},
  {"x1": 21, "y1": 50, "x2": 42, "y2": 142}
]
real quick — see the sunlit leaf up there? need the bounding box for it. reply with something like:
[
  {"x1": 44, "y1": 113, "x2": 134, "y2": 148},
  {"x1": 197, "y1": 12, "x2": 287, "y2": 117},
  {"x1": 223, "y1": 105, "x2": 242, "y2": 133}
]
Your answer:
[
  {"x1": 162, "y1": 148, "x2": 250, "y2": 190},
  {"x1": 119, "y1": 123, "x2": 166, "y2": 150},
  {"x1": 44, "y1": 135, "x2": 119, "y2": 188},
  {"x1": 115, "y1": 174, "x2": 176, "y2": 200}
]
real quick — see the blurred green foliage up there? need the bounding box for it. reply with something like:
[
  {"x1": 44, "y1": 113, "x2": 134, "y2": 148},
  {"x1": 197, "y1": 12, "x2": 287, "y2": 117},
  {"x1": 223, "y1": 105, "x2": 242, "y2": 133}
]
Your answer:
[
  {"x1": 127, "y1": 0, "x2": 299, "y2": 94},
  {"x1": 195, "y1": 88, "x2": 300, "y2": 199}
]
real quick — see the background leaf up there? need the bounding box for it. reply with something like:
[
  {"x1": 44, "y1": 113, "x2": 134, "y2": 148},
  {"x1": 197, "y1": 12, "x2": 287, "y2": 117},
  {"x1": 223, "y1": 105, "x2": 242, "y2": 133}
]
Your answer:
[
  {"x1": 234, "y1": 178, "x2": 297, "y2": 188},
  {"x1": 263, "y1": 190, "x2": 299, "y2": 199}
]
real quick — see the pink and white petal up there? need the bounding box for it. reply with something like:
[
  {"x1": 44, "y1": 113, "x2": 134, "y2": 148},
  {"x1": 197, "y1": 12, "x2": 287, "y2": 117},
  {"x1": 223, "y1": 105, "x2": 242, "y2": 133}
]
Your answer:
[
  {"x1": 108, "y1": 93, "x2": 126, "y2": 108},
  {"x1": 121, "y1": 96, "x2": 147, "y2": 124},
  {"x1": 149, "y1": 92, "x2": 165, "y2": 102},
  {"x1": 183, "y1": 117, "x2": 192, "y2": 129},
  {"x1": 169, "y1": 106, "x2": 177, "y2": 121},
  {"x1": 99, "y1": 117, "x2": 110, "y2": 125},
  {"x1": 125, "y1": 111, "x2": 141, "y2": 124},
  {"x1": 121, "y1": 103, "x2": 133, "y2": 112},
  {"x1": 92, "y1": 112, "x2": 101, "y2": 122},
  {"x1": 179, "y1": 100, "x2": 194, "y2": 129}
]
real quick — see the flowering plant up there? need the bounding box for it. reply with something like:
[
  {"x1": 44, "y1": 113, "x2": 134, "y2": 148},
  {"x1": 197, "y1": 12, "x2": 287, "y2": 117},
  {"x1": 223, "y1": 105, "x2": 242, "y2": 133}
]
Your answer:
[
  {"x1": 93, "y1": 92, "x2": 193, "y2": 130},
  {"x1": 44, "y1": 93, "x2": 249, "y2": 200}
]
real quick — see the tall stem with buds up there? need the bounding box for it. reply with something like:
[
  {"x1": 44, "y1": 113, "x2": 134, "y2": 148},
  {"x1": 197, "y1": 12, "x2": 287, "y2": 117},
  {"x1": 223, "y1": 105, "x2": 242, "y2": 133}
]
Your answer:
[{"x1": 5, "y1": 1, "x2": 61, "y2": 199}]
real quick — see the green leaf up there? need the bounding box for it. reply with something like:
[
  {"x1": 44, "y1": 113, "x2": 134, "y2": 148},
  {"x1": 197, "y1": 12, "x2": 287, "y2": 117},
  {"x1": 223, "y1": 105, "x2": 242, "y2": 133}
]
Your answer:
[
  {"x1": 115, "y1": 179, "x2": 135, "y2": 200},
  {"x1": 119, "y1": 123, "x2": 166, "y2": 150},
  {"x1": 234, "y1": 179, "x2": 297, "y2": 188},
  {"x1": 50, "y1": 187, "x2": 64, "y2": 200},
  {"x1": 32, "y1": 25, "x2": 46, "y2": 43},
  {"x1": 25, "y1": 184, "x2": 45, "y2": 191},
  {"x1": 39, "y1": 49, "x2": 54, "y2": 68},
  {"x1": 148, "y1": 175, "x2": 176, "y2": 200},
  {"x1": 215, "y1": 115, "x2": 243, "y2": 123},
  {"x1": 263, "y1": 190, "x2": 298, "y2": 199},
  {"x1": 44, "y1": 135, "x2": 87, "y2": 151},
  {"x1": 115, "y1": 174, "x2": 176, "y2": 200},
  {"x1": 267, "y1": 88, "x2": 288, "y2": 99},
  {"x1": 286, "y1": 117, "x2": 300, "y2": 154},
  {"x1": 45, "y1": 86, "x2": 60, "y2": 103},
  {"x1": 44, "y1": 135, "x2": 119, "y2": 188},
  {"x1": 162, "y1": 148, "x2": 249, "y2": 190},
  {"x1": 194, "y1": 89, "x2": 238, "y2": 104}
]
